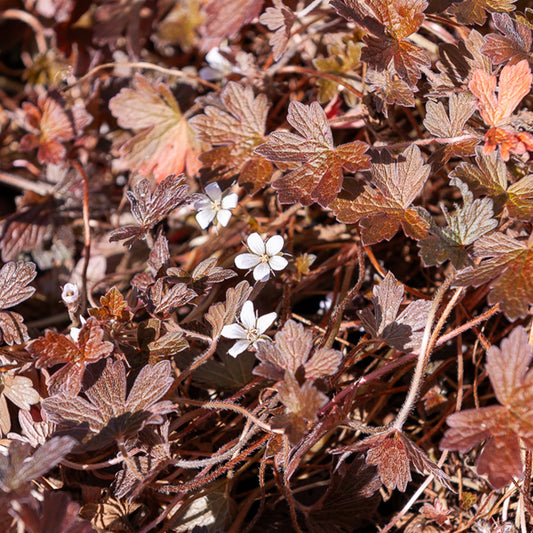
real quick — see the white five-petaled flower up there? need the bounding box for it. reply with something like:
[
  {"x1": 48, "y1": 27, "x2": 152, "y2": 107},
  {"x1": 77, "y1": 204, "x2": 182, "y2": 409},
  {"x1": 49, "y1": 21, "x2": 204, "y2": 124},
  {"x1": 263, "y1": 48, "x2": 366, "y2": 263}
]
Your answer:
[
  {"x1": 195, "y1": 183, "x2": 238, "y2": 229},
  {"x1": 234, "y1": 233, "x2": 288, "y2": 281},
  {"x1": 221, "y1": 301, "x2": 277, "y2": 357}
]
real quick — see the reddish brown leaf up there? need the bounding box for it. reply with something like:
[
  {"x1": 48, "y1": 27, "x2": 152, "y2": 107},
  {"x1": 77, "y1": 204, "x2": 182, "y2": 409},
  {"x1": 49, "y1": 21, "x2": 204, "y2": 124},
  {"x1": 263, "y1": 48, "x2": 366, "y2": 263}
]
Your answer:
[
  {"x1": 29, "y1": 317, "x2": 114, "y2": 395},
  {"x1": 335, "y1": 429, "x2": 450, "y2": 492},
  {"x1": 19, "y1": 92, "x2": 91, "y2": 165},
  {"x1": 254, "y1": 319, "x2": 342, "y2": 381},
  {"x1": 331, "y1": 0, "x2": 430, "y2": 87},
  {"x1": 199, "y1": 0, "x2": 264, "y2": 50},
  {"x1": 448, "y1": 0, "x2": 517, "y2": 26},
  {"x1": 189, "y1": 82, "x2": 273, "y2": 192},
  {"x1": 454, "y1": 232, "x2": 533, "y2": 320},
  {"x1": 147, "y1": 279, "x2": 197, "y2": 317},
  {"x1": 441, "y1": 327, "x2": 533, "y2": 488},
  {"x1": 42, "y1": 359, "x2": 174, "y2": 449},
  {"x1": 331, "y1": 145, "x2": 430, "y2": 244},
  {"x1": 365, "y1": 67, "x2": 415, "y2": 118},
  {"x1": 255, "y1": 101, "x2": 371, "y2": 207},
  {"x1": 359, "y1": 272, "x2": 431, "y2": 351},
  {"x1": 109, "y1": 74, "x2": 204, "y2": 181},
  {"x1": 481, "y1": 13, "x2": 532, "y2": 65},
  {"x1": 89, "y1": 287, "x2": 133, "y2": 324},
  {"x1": 109, "y1": 174, "x2": 190, "y2": 247}
]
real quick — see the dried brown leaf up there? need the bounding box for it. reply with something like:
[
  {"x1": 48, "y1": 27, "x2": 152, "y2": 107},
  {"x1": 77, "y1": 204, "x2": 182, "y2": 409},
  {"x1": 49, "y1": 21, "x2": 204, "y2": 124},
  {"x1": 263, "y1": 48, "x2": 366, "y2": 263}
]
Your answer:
[
  {"x1": 259, "y1": 0, "x2": 296, "y2": 61},
  {"x1": 448, "y1": 0, "x2": 517, "y2": 26}
]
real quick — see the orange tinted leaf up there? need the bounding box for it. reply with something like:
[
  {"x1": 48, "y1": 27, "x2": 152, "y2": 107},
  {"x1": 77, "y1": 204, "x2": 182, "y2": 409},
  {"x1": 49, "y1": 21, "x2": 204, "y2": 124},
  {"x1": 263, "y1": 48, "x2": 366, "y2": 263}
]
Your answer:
[
  {"x1": 255, "y1": 101, "x2": 370, "y2": 207},
  {"x1": 89, "y1": 287, "x2": 133, "y2": 324},
  {"x1": 190, "y1": 82, "x2": 272, "y2": 192},
  {"x1": 454, "y1": 232, "x2": 533, "y2": 320},
  {"x1": 19, "y1": 93, "x2": 91, "y2": 165},
  {"x1": 331, "y1": 145, "x2": 430, "y2": 244},
  {"x1": 469, "y1": 59, "x2": 532, "y2": 127},
  {"x1": 109, "y1": 74, "x2": 203, "y2": 181}
]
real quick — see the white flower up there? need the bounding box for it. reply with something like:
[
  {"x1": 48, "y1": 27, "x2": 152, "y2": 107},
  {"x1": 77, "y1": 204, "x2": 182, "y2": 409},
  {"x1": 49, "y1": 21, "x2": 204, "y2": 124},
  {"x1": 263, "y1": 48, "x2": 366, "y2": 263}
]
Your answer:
[
  {"x1": 221, "y1": 301, "x2": 277, "y2": 357},
  {"x1": 195, "y1": 182, "x2": 238, "y2": 229},
  {"x1": 234, "y1": 233, "x2": 288, "y2": 281}
]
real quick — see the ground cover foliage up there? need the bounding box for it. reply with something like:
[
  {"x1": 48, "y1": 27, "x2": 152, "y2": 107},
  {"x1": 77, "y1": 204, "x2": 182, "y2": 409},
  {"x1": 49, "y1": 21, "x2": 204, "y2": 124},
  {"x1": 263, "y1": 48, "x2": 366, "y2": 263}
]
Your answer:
[{"x1": 1, "y1": 0, "x2": 533, "y2": 531}]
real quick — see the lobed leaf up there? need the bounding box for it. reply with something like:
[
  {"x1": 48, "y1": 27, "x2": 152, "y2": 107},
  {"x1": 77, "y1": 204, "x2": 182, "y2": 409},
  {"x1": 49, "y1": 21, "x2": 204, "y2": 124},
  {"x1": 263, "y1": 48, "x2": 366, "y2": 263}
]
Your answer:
[
  {"x1": 255, "y1": 100, "x2": 371, "y2": 207},
  {"x1": 109, "y1": 74, "x2": 203, "y2": 181},
  {"x1": 448, "y1": 0, "x2": 517, "y2": 26},
  {"x1": 441, "y1": 327, "x2": 533, "y2": 488},
  {"x1": 259, "y1": 0, "x2": 296, "y2": 61},
  {"x1": 454, "y1": 232, "x2": 533, "y2": 320},
  {"x1": 190, "y1": 81, "x2": 272, "y2": 192},
  {"x1": 331, "y1": 144, "x2": 430, "y2": 244}
]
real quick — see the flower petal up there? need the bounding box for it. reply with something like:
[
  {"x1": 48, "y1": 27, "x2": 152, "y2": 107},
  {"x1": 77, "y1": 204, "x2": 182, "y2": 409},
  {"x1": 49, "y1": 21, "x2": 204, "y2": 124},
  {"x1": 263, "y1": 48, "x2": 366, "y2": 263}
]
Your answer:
[
  {"x1": 253, "y1": 263, "x2": 270, "y2": 281},
  {"x1": 221, "y1": 193, "x2": 238, "y2": 209},
  {"x1": 221, "y1": 324, "x2": 247, "y2": 339},
  {"x1": 216, "y1": 209, "x2": 232, "y2": 227},
  {"x1": 256, "y1": 312, "x2": 277, "y2": 334},
  {"x1": 196, "y1": 209, "x2": 216, "y2": 229},
  {"x1": 228, "y1": 340, "x2": 250, "y2": 357},
  {"x1": 205, "y1": 182, "x2": 222, "y2": 202},
  {"x1": 194, "y1": 196, "x2": 211, "y2": 210},
  {"x1": 247, "y1": 232, "x2": 265, "y2": 255},
  {"x1": 268, "y1": 255, "x2": 288, "y2": 271},
  {"x1": 240, "y1": 301, "x2": 256, "y2": 329},
  {"x1": 266, "y1": 235, "x2": 284, "y2": 256},
  {"x1": 235, "y1": 253, "x2": 260, "y2": 270}
]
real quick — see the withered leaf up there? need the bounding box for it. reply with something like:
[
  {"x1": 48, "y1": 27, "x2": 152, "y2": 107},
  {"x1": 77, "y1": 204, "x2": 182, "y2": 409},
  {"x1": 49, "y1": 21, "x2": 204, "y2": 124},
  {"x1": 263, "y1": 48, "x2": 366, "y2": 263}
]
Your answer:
[
  {"x1": 109, "y1": 174, "x2": 190, "y2": 247},
  {"x1": 313, "y1": 37, "x2": 362, "y2": 105},
  {"x1": 418, "y1": 178, "x2": 498, "y2": 269},
  {"x1": 89, "y1": 287, "x2": 133, "y2": 324},
  {"x1": 255, "y1": 100, "x2": 371, "y2": 207},
  {"x1": 448, "y1": 0, "x2": 517, "y2": 26},
  {"x1": 109, "y1": 74, "x2": 203, "y2": 181},
  {"x1": 335, "y1": 429, "x2": 450, "y2": 492},
  {"x1": 0, "y1": 373, "x2": 40, "y2": 435},
  {"x1": 331, "y1": 145, "x2": 430, "y2": 244},
  {"x1": 481, "y1": 13, "x2": 532, "y2": 65},
  {"x1": 0, "y1": 261, "x2": 37, "y2": 345},
  {"x1": 29, "y1": 316, "x2": 114, "y2": 396},
  {"x1": 453, "y1": 232, "x2": 533, "y2": 320},
  {"x1": 331, "y1": 0, "x2": 431, "y2": 87},
  {"x1": 365, "y1": 67, "x2": 415, "y2": 118},
  {"x1": 359, "y1": 272, "x2": 431, "y2": 351},
  {"x1": 205, "y1": 280, "x2": 252, "y2": 338},
  {"x1": 147, "y1": 230, "x2": 170, "y2": 274},
  {"x1": 147, "y1": 330, "x2": 188, "y2": 360},
  {"x1": 259, "y1": 0, "x2": 296, "y2": 61},
  {"x1": 19, "y1": 92, "x2": 91, "y2": 165},
  {"x1": 254, "y1": 319, "x2": 341, "y2": 381},
  {"x1": 154, "y1": 0, "x2": 204, "y2": 51},
  {"x1": 272, "y1": 371, "x2": 329, "y2": 444},
  {"x1": 451, "y1": 147, "x2": 533, "y2": 220},
  {"x1": 189, "y1": 82, "x2": 272, "y2": 192},
  {"x1": 0, "y1": 437, "x2": 77, "y2": 492},
  {"x1": 441, "y1": 327, "x2": 533, "y2": 489},
  {"x1": 42, "y1": 359, "x2": 174, "y2": 449}
]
